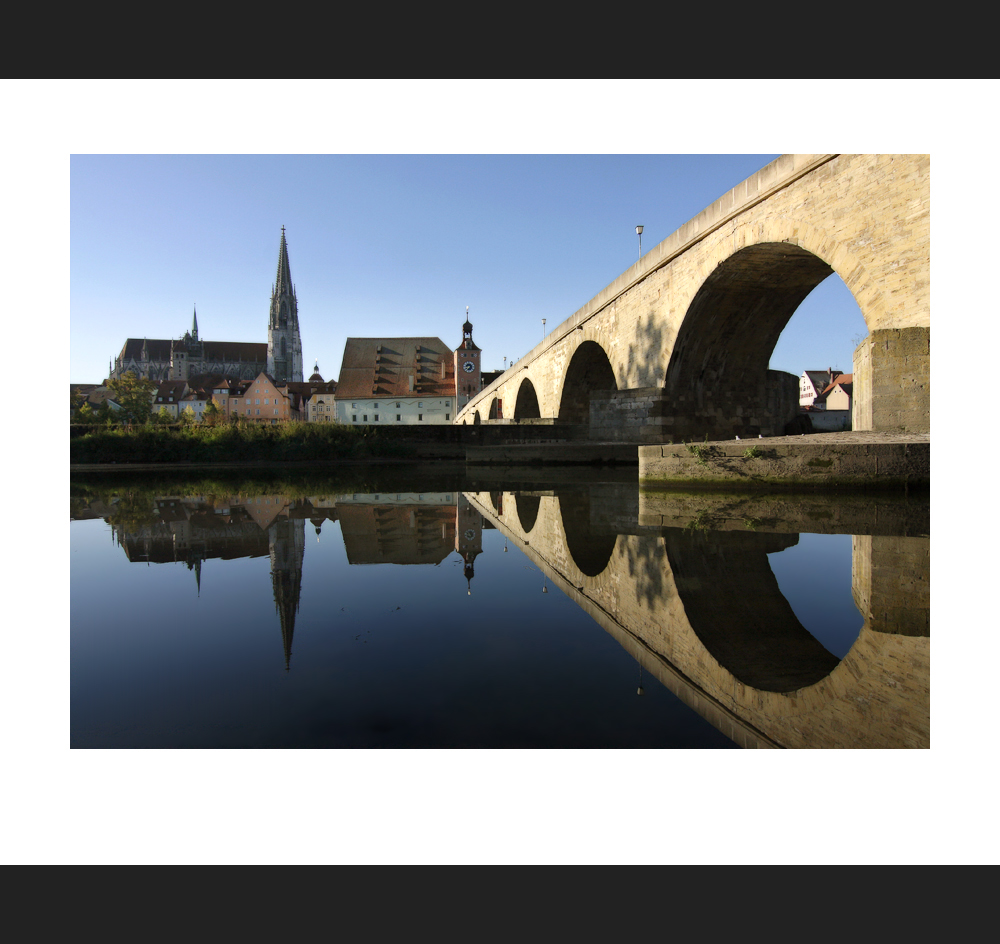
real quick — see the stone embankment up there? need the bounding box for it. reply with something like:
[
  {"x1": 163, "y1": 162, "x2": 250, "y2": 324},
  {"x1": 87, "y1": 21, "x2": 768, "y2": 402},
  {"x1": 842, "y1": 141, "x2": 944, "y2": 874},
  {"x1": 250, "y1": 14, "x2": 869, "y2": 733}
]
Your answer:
[{"x1": 639, "y1": 431, "x2": 929, "y2": 490}]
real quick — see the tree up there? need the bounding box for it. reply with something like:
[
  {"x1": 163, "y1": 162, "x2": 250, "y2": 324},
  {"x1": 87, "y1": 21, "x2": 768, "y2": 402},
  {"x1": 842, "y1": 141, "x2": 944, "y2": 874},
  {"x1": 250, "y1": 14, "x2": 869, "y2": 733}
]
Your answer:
[
  {"x1": 75, "y1": 402, "x2": 94, "y2": 424},
  {"x1": 156, "y1": 406, "x2": 173, "y2": 424},
  {"x1": 180, "y1": 405, "x2": 196, "y2": 425},
  {"x1": 107, "y1": 372, "x2": 157, "y2": 425},
  {"x1": 203, "y1": 397, "x2": 221, "y2": 426}
]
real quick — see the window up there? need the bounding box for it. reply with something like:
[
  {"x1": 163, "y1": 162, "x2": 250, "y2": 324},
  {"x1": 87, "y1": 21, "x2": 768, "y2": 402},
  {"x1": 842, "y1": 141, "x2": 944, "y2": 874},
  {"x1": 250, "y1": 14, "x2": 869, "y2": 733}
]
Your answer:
[
  {"x1": 352, "y1": 402, "x2": 357, "y2": 408},
  {"x1": 264, "y1": 398, "x2": 269, "y2": 404},
  {"x1": 374, "y1": 414, "x2": 379, "y2": 421},
  {"x1": 374, "y1": 402, "x2": 379, "y2": 408},
  {"x1": 255, "y1": 399, "x2": 259, "y2": 405},
  {"x1": 395, "y1": 402, "x2": 400, "y2": 408},
  {"x1": 396, "y1": 414, "x2": 400, "y2": 422},
  {"x1": 352, "y1": 415, "x2": 357, "y2": 422},
  {"x1": 363, "y1": 415, "x2": 368, "y2": 422},
  {"x1": 446, "y1": 414, "x2": 450, "y2": 420},
  {"x1": 418, "y1": 401, "x2": 423, "y2": 408},
  {"x1": 418, "y1": 414, "x2": 423, "y2": 421}
]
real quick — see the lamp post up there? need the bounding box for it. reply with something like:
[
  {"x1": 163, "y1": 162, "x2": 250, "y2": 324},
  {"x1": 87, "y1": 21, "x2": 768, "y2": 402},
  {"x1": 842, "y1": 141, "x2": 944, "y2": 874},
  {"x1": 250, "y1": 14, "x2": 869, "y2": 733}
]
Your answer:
[
  {"x1": 542, "y1": 318, "x2": 546, "y2": 341},
  {"x1": 636, "y1": 224, "x2": 644, "y2": 262}
]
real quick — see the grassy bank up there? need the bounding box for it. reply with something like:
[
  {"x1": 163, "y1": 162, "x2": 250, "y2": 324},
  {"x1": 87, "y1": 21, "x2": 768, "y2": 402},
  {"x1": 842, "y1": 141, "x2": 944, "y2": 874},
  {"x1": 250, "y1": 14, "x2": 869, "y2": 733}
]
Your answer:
[{"x1": 69, "y1": 422, "x2": 416, "y2": 465}]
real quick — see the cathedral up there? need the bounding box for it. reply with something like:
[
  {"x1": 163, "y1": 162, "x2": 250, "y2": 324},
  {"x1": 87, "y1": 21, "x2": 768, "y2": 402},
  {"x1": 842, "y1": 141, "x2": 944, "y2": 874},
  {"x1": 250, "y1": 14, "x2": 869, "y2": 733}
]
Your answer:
[{"x1": 110, "y1": 228, "x2": 304, "y2": 384}]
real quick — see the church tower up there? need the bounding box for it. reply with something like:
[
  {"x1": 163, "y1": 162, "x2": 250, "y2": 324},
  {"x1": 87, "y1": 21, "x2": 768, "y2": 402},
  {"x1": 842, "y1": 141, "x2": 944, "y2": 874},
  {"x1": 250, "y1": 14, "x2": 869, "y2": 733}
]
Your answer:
[
  {"x1": 454, "y1": 307, "x2": 481, "y2": 406},
  {"x1": 267, "y1": 227, "x2": 304, "y2": 383}
]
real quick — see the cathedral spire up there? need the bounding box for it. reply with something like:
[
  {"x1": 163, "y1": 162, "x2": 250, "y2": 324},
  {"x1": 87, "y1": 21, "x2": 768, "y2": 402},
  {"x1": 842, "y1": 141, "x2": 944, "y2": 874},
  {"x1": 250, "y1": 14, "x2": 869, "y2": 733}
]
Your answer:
[
  {"x1": 267, "y1": 227, "x2": 303, "y2": 382},
  {"x1": 274, "y1": 225, "x2": 294, "y2": 309},
  {"x1": 192, "y1": 305, "x2": 199, "y2": 341}
]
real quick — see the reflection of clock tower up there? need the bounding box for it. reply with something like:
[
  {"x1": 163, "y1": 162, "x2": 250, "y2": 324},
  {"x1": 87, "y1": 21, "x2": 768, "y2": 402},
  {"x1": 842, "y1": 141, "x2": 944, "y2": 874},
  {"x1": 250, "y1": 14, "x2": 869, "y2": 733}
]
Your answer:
[
  {"x1": 456, "y1": 493, "x2": 483, "y2": 595},
  {"x1": 454, "y1": 307, "x2": 481, "y2": 407}
]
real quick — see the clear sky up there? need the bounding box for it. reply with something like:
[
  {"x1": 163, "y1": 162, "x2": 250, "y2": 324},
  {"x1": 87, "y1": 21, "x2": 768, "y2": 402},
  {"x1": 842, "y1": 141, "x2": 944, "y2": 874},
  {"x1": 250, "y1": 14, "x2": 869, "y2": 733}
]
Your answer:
[{"x1": 71, "y1": 151, "x2": 866, "y2": 384}]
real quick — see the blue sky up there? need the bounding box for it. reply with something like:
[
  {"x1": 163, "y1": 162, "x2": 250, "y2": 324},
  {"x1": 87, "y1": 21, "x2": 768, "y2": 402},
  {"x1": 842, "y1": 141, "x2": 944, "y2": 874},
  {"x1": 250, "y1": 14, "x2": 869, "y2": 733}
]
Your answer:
[{"x1": 70, "y1": 150, "x2": 866, "y2": 383}]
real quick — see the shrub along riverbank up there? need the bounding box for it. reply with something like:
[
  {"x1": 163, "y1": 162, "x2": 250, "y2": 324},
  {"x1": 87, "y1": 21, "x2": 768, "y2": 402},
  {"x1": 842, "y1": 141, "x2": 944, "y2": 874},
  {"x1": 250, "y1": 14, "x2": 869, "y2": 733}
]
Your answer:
[{"x1": 69, "y1": 422, "x2": 420, "y2": 465}]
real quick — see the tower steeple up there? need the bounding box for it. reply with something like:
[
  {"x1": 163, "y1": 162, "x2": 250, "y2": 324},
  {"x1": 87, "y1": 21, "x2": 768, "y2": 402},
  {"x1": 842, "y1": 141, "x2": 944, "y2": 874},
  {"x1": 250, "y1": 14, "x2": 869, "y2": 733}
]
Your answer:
[
  {"x1": 191, "y1": 305, "x2": 199, "y2": 341},
  {"x1": 267, "y1": 226, "x2": 303, "y2": 382}
]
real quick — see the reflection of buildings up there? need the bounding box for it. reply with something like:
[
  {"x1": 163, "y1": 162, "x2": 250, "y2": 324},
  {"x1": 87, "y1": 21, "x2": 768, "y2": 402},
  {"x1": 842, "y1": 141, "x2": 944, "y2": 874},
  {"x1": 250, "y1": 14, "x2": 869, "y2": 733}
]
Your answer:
[
  {"x1": 338, "y1": 501, "x2": 457, "y2": 566},
  {"x1": 100, "y1": 490, "x2": 487, "y2": 662},
  {"x1": 109, "y1": 494, "x2": 332, "y2": 670}
]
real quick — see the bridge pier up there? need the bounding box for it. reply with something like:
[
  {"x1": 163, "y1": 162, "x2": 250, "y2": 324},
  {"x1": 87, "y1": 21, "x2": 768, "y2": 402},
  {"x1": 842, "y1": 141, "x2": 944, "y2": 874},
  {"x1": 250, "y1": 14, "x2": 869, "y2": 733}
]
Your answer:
[{"x1": 853, "y1": 327, "x2": 930, "y2": 433}]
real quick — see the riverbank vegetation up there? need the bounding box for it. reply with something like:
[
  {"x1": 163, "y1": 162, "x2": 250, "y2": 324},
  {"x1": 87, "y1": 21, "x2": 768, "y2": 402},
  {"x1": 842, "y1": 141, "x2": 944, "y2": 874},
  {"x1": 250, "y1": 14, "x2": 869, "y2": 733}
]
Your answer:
[{"x1": 70, "y1": 421, "x2": 415, "y2": 465}]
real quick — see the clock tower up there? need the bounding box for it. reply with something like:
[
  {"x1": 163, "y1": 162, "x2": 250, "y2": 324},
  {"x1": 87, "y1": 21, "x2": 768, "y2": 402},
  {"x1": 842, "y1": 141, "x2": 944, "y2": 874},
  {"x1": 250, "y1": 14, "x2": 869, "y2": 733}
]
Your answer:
[{"x1": 454, "y1": 307, "x2": 481, "y2": 406}]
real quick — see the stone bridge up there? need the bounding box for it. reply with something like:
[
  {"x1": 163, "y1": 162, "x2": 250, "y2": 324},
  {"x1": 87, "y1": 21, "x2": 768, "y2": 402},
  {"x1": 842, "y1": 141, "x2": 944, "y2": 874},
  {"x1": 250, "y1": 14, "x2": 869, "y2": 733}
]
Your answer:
[
  {"x1": 456, "y1": 154, "x2": 929, "y2": 441},
  {"x1": 464, "y1": 486, "x2": 929, "y2": 748}
]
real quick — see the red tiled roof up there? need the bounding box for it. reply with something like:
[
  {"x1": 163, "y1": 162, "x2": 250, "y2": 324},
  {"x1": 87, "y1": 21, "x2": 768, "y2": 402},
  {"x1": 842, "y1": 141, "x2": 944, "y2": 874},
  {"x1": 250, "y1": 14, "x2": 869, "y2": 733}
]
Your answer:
[{"x1": 335, "y1": 338, "x2": 456, "y2": 399}]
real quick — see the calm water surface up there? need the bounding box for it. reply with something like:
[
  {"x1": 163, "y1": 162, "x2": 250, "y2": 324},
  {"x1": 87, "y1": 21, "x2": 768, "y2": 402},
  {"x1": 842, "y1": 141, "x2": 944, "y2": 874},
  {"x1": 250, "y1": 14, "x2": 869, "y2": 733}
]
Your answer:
[{"x1": 70, "y1": 471, "x2": 928, "y2": 748}]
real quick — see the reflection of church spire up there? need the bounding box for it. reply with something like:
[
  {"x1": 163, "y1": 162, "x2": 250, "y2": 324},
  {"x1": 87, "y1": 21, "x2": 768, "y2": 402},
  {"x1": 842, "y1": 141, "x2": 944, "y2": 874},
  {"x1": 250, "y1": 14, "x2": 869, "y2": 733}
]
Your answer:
[
  {"x1": 186, "y1": 556, "x2": 202, "y2": 596},
  {"x1": 269, "y1": 517, "x2": 305, "y2": 671}
]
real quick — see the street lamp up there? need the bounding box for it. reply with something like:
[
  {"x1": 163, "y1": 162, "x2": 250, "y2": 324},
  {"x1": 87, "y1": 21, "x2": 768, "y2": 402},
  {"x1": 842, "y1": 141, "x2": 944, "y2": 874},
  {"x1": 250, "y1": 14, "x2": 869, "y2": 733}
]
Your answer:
[
  {"x1": 542, "y1": 318, "x2": 546, "y2": 340},
  {"x1": 636, "y1": 225, "x2": 644, "y2": 262}
]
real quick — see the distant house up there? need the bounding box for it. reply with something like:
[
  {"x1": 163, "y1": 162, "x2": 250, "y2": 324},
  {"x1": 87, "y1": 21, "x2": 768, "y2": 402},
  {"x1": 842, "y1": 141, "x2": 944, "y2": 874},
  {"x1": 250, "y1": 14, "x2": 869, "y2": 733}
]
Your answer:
[
  {"x1": 802, "y1": 372, "x2": 853, "y2": 431},
  {"x1": 228, "y1": 372, "x2": 304, "y2": 423},
  {"x1": 799, "y1": 368, "x2": 845, "y2": 408},
  {"x1": 815, "y1": 373, "x2": 853, "y2": 412}
]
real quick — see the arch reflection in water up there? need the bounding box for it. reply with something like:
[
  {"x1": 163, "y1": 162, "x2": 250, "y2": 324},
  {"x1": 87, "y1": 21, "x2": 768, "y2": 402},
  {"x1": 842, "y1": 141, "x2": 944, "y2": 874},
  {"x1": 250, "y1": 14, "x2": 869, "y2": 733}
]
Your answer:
[{"x1": 467, "y1": 485, "x2": 929, "y2": 749}]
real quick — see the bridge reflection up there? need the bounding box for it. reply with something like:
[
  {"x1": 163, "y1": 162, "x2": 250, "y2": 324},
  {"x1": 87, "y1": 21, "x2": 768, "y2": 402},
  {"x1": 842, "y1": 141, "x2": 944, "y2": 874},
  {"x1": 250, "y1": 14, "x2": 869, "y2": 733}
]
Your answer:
[{"x1": 464, "y1": 485, "x2": 929, "y2": 749}]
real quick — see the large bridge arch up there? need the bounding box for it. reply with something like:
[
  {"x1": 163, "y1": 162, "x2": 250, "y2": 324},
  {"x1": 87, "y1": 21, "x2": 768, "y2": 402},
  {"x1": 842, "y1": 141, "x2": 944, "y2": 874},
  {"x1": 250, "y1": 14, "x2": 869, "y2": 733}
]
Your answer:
[{"x1": 456, "y1": 155, "x2": 929, "y2": 438}]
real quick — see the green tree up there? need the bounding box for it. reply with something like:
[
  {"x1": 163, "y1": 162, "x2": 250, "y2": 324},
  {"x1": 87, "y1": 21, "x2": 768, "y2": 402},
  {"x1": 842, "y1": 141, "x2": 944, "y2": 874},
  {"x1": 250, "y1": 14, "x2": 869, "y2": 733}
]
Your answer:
[
  {"x1": 107, "y1": 372, "x2": 157, "y2": 425},
  {"x1": 96, "y1": 399, "x2": 116, "y2": 425},
  {"x1": 75, "y1": 402, "x2": 94, "y2": 423},
  {"x1": 156, "y1": 406, "x2": 173, "y2": 424},
  {"x1": 203, "y1": 397, "x2": 221, "y2": 426},
  {"x1": 180, "y1": 405, "x2": 196, "y2": 425}
]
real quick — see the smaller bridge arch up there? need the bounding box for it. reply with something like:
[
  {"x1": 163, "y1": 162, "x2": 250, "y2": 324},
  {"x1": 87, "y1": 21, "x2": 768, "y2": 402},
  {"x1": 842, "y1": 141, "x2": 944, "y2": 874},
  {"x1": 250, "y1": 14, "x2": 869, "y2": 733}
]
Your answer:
[
  {"x1": 514, "y1": 378, "x2": 541, "y2": 420},
  {"x1": 557, "y1": 340, "x2": 617, "y2": 426}
]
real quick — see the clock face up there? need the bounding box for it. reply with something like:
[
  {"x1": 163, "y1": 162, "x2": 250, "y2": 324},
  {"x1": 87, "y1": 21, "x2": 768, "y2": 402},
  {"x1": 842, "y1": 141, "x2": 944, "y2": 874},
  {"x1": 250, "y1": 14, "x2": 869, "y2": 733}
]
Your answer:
[{"x1": 463, "y1": 361, "x2": 475, "y2": 373}]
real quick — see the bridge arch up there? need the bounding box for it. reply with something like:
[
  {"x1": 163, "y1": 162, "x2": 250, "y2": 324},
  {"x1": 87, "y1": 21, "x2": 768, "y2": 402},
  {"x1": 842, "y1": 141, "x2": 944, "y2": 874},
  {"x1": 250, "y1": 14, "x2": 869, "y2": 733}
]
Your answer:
[
  {"x1": 472, "y1": 410, "x2": 481, "y2": 425},
  {"x1": 665, "y1": 241, "x2": 838, "y2": 438},
  {"x1": 488, "y1": 397, "x2": 503, "y2": 420},
  {"x1": 556, "y1": 340, "x2": 617, "y2": 425},
  {"x1": 513, "y1": 378, "x2": 541, "y2": 420},
  {"x1": 559, "y1": 489, "x2": 617, "y2": 578},
  {"x1": 513, "y1": 493, "x2": 540, "y2": 533}
]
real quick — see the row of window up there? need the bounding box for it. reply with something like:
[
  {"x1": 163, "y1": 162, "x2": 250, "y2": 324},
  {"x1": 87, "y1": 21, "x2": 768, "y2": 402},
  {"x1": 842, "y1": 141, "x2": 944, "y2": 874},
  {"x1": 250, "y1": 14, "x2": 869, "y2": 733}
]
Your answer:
[
  {"x1": 350, "y1": 414, "x2": 450, "y2": 422},
  {"x1": 349, "y1": 401, "x2": 450, "y2": 409}
]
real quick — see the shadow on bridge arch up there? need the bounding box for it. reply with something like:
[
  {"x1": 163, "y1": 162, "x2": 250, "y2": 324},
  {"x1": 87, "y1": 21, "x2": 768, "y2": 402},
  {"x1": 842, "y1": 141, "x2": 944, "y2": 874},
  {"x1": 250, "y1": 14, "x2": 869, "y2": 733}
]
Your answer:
[
  {"x1": 666, "y1": 243, "x2": 840, "y2": 439},
  {"x1": 513, "y1": 379, "x2": 541, "y2": 420},
  {"x1": 488, "y1": 397, "x2": 503, "y2": 420},
  {"x1": 558, "y1": 340, "x2": 617, "y2": 425},
  {"x1": 472, "y1": 410, "x2": 481, "y2": 425}
]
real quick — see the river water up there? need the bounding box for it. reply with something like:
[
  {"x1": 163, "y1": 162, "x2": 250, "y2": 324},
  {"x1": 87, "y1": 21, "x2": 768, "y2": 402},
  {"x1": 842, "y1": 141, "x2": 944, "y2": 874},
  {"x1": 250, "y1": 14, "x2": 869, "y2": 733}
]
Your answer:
[{"x1": 70, "y1": 468, "x2": 929, "y2": 749}]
